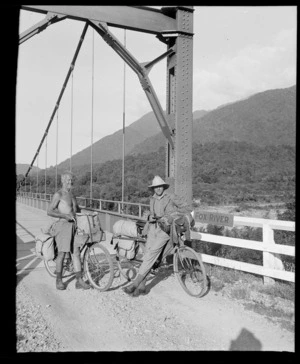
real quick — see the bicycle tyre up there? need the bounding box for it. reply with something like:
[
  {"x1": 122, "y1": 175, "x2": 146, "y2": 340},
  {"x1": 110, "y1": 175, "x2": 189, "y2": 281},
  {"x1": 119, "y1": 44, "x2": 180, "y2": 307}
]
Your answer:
[
  {"x1": 44, "y1": 258, "x2": 57, "y2": 278},
  {"x1": 44, "y1": 254, "x2": 75, "y2": 279},
  {"x1": 83, "y1": 243, "x2": 114, "y2": 291},
  {"x1": 173, "y1": 245, "x2": 208, "y2": 298}
]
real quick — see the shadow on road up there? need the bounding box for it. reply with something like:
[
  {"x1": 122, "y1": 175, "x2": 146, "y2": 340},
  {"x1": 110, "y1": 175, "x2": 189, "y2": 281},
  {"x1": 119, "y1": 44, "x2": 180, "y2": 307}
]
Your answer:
[
  {"x1": 16, "y1": 235, "x2": 41, "y2": 286},
  {"x1": 145, "y1": 265, "x2": 174, "y2": 293},
  {"x1": 229, "y1": 328, "x2": 262, "y2": 351}
]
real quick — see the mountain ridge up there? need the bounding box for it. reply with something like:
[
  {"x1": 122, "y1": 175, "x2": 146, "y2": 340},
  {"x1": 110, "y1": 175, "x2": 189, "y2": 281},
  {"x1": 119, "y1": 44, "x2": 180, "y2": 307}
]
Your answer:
[
  {"x1": 130, "y1": 85, "x2": 296, "y2": 156},
  {"x1": 16, "y1": 85, "x2": 296, "y2": 173}
]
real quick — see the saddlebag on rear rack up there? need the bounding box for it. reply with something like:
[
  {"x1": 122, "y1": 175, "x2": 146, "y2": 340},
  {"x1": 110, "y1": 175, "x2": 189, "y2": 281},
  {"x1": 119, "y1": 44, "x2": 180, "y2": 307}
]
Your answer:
[{"x1": 112, "y1": 236, "x2": 138, "y2": 260}]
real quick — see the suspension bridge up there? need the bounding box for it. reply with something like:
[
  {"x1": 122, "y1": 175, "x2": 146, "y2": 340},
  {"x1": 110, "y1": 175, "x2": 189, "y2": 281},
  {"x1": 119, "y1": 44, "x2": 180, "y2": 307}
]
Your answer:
[{"x1": 17, "y1": 6, "x2": 294, "y2": 286}]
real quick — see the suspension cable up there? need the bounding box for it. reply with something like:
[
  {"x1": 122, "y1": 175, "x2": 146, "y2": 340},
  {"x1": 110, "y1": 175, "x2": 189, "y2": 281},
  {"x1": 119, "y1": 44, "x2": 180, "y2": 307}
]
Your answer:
[
  {"x1": 90, "y1": 29, "x2": 95, "y2": 202},
  {"x1": 70, "y1": 71, "x2": 74, "y2": 172},
  {"x1": 121, "y1": 29, "x2": 126, "y2": 211},
  {"x1": 45, "y1": 134, "x2": 47, "y2": 197},
  {"x1": 20, "y1": 23, "x2": 89, "y2": 188},
  {"x1": 55, "y1": 108, "x2": 59, "y2": 191},
  {"x1": 36, "y1": 154, "x2": 39, "y2": 194}
]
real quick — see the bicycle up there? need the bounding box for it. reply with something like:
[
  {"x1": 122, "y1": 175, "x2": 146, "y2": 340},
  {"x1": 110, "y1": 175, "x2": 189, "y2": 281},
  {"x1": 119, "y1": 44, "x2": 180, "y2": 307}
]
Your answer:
[
  {"x1": 44, "y1": 212, "x2": 114, "y2": 291},
  {"x1": 112, "y1": 218, "x2": 208, "y2": 298}
]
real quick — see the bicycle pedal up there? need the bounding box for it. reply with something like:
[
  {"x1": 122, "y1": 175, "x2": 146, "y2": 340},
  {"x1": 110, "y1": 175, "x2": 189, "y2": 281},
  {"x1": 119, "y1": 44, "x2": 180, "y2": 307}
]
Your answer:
[{"x1": 150, "y1": 269, "x2": 159, "y2": 276}]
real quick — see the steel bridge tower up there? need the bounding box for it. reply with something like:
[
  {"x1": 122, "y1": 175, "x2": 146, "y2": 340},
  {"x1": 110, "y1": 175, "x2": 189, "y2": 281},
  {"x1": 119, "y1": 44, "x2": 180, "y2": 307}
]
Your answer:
[{"x1": 19, "y1": 6, "x2": 194, "y2": 206}]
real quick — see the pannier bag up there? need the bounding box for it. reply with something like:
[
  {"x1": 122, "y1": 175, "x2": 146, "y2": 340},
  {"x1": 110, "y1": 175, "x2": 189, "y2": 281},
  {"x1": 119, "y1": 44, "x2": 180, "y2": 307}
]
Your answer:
[
  {"x1": 115, "y1": 238, "x2": 137, "y2": 260},
  {"x1": 40, "y1": 219, "x2": 56, "y2": 235},
  {"x1": 35, "y1": 233, "x2": 55, "y2": 261},
  {"x1": 73, "y1": 233, "x2": 90, "y2": 248},
  {"x1": 173, "y1": 212, "x2": 195, "y2": 241},
  {"x1": 76, "y1": 212, "x2": 105, "y2": 242},
  {"x1": 113, "y1": 219, "x2": 138, "y2": 238}
]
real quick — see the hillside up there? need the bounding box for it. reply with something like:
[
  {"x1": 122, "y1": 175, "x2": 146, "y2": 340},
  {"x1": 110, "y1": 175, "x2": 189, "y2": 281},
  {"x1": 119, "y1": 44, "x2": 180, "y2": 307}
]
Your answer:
[
  {"x1": 16, "y1": 164, "x2": 40, "y2": 175},
  {"x1": 23, "y1": 140, "x2": 295, "y2": 207},
  {"x1": 57, "y1": 111, "x2": 162, "y2": 170},
  {"x1": 16, "y1": 85, "x2": 296, "y2": 178},
  {"x1": 56, "y1": 110, "x2": 208, "y2": 170},
  {"x1": 130, "y1": 85, "x2": 296, "y2": 156},
  {"x1": 192, "y1": 85, "x2": 296, "y2": 146}
]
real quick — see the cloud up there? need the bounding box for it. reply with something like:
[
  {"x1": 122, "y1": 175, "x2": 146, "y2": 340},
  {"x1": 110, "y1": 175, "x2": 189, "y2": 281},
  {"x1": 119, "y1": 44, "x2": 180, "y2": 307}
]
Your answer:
[{"x1": 193, "y1": 27, "x2": 296, "y2": 110}]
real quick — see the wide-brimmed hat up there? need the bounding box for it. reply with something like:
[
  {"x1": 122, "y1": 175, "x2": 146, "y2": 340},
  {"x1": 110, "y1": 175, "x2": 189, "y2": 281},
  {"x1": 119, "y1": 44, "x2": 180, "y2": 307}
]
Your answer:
[{"x1": 148, "y1": 175, "x2": 169, "y2": 189}]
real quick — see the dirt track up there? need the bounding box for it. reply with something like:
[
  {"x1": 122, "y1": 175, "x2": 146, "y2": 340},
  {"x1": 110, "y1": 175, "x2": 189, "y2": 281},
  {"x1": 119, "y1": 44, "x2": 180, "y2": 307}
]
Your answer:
[{"x1": 16, "y1": 203, "x2": 294, "y2": 352}]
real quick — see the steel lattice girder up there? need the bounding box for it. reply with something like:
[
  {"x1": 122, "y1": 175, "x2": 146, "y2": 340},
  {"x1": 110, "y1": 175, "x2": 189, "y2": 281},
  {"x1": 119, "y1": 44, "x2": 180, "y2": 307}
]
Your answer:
[
  {"x1": 19, "y1": 6, "x2": 194, "y2": 205},
  {"x1": 21, "y1": 6, "x2": 194, "y2": 35}
]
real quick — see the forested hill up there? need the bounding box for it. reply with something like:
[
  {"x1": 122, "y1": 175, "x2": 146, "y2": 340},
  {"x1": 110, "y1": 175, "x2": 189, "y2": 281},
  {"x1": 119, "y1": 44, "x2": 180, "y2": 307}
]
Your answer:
[
  {"x1": 52, "y1": 85, "x2": 295, "y2": 168},
  {"x1": 16, "y1": 164, "x2": 40, "y2": 175},
  {"x1": 21, "y1": 141, "x2": 293, "y2": 206},
  {"x1": 80, "y1": 141, "x2": 294, "y2": 205},
  {"x1": 129, "y1": 85, "x2": 296, "y2": 156},
  {"x1": 56, "y1": 111, "x2": 160, "y2": 171},
  {"x1": 56, "y1": 110, "x2": 208, "y2": 170}
]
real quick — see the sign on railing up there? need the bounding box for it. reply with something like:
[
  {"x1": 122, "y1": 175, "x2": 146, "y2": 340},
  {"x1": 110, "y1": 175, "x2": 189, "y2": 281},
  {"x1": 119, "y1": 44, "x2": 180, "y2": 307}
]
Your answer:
[{"x1": 195, "y1": 210, "x2": 234, "y2": 227}]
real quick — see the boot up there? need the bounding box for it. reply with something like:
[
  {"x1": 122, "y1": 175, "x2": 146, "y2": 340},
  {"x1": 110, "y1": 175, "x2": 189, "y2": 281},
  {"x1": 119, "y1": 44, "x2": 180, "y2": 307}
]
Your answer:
[
  {"x1": 56, "y1": 272, "x2": 66, "y2": 290},
  {"x1": 122, "y1": 274, "x2": 145, "y2": 295},
  {"x1": 75, "y1": 271, "x2": 90, "y2": 290},
  {"x1": 132, "y1": 278, "x2": 147, "y2": 297}
]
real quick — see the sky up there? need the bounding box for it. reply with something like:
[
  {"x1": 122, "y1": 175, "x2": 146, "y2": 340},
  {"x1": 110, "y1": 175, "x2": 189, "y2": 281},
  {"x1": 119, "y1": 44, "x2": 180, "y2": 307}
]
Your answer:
[{"x1": 16, "y1": 6, "x2": 297, "y2": 170}]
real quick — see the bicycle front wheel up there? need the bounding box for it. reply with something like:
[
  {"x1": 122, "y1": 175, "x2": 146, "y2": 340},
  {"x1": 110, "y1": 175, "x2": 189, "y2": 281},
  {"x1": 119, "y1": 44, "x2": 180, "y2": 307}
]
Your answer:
[
  {"x1": 44, "y1": 254, "x2": 74, "y2": 279},
  {"x1": 173, "y1": 245, "x2": 208, "y2": 298},
  {"x1": 83, "y1": 243, "x2": 114, "y2": 291}
]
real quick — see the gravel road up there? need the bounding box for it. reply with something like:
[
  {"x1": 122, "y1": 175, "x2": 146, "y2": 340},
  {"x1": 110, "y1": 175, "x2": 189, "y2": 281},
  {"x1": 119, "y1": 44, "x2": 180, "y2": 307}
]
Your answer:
[
  {"x1": 16, "y1": 260, "x2": 294, "y2": 352},
  {"x1": 16, "y1": 203, "x2": 294, "y2": 352}
]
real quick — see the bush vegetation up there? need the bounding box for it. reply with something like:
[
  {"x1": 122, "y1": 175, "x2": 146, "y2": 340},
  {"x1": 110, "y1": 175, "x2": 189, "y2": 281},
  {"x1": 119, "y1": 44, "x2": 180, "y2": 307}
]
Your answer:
[{"x1": 17, "y1": 141, "x2": 295, "y2": 207}]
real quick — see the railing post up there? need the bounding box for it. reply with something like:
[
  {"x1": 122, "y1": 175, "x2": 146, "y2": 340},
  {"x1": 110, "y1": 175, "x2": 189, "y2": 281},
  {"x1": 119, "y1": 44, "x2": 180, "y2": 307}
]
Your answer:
[
  {"x1": 105, "y1": 212, "x2": 111, "y2": 232},
  {"x1": 262, "y1": 223, "x2": 284, "y2": 285},
  {"x1": 118, "y1": 202, "x2": 121, "y2": 214},
  {"x1": 139, "y1": 204, "x2": 142, "y2": 218},
  {"x1": 99, "y1": 199, "x2": 102, "y2": 211}
]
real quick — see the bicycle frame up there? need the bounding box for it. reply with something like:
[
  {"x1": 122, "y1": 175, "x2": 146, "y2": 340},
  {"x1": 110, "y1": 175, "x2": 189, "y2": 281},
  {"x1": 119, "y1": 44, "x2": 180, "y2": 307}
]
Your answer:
[
  {"x1": 114, "y1": 225, "x2": 208, "y2": 297},
  {"x1": 114, "y1": 229, "x2": 183, "y2": 271}
]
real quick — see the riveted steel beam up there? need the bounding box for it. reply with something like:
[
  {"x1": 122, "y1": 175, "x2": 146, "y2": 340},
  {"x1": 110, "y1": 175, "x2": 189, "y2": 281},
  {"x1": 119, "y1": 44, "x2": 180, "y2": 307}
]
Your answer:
[
  {"x1": 21, "y1": 5, "x2": 181, "y2": 35},
  {"x1": 165, "y1": 7, "x2": 194, "y2": 206},
  {"x1": 19, "y1": 12, "x2": 67, "y2": 44},
  {"x1": 90, "y1": 20, "x2": 174, "y2": 149}
]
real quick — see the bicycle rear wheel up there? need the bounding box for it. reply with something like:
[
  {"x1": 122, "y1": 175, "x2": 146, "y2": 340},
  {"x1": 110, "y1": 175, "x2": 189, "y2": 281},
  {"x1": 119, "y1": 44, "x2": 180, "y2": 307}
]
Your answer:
[
  {"x1": 83, "y1": 243, "x2": 114, "y2": 291},
  {"x1": 173, "y1": 245, "x2": 208, "y2": 297}
]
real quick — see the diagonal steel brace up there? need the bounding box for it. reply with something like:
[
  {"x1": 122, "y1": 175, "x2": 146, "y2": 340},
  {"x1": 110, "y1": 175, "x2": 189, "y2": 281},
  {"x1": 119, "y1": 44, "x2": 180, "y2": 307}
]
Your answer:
[
  {"x1": 89, "y1": 20, "x2": 174, "y2": 149},
  {"x1": 19, "y1": 12, "x2": 67, "y2": 45},
  {"x1": 22, "y1": 23, "x2": 89, "y2": 182},
  {"x1": 141, "y1": 46, "x2": 176, "y2": 74}
]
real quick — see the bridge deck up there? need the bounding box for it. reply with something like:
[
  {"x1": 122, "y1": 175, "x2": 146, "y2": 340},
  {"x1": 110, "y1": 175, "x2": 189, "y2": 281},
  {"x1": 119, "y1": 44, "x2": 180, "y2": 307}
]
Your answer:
[{"x1": 16, "y1": 202, "x2": 53, "y2": 243}]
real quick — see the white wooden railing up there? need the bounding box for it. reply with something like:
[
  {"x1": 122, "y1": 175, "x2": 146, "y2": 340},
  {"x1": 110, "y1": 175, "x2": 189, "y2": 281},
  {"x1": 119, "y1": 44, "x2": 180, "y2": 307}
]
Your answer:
[
  {"x1": 16, "y1": 192, "x2": 295, "y2": 284},
  {"x1": 191, "y1": 217, "x2": 295, "y2": 284}
]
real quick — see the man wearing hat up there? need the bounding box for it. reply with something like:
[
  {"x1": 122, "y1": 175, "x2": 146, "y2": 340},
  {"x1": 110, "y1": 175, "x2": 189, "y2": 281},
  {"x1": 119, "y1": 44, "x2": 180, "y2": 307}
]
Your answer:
[{"x1": 123, "y1": 175, "x2": 192, "y2": 297}]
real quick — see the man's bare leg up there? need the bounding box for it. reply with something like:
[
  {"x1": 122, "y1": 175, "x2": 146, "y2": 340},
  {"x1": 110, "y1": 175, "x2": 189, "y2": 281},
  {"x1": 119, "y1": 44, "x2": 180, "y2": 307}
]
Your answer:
[
  {"x1": 73, "y1": 247, "x2": 90, "y2": 290},
  {"x1": 56, "y1": 252, "x2": 67, "y2": 290}
]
